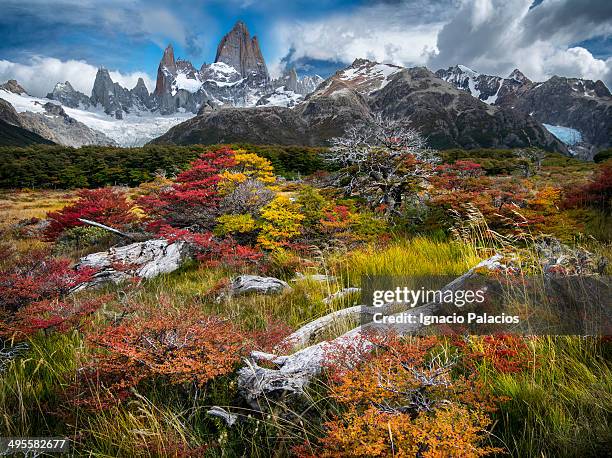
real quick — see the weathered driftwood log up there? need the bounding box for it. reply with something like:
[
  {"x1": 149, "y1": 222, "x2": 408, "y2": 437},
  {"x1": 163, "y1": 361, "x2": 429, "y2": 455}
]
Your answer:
[
  {"x1": 207, "y1": 406, "x2": 238, "y2": 426},
  {"x1": 77, "y1": 218, "x2": 135, "y2": 239},
  {"x1": 71, "y1": 239, "x2": 189, "y2": 292},
  {"x1": 230, "y1": 275, "x2": 290, "y2": 296},
  {"x1": 237, "y1": 255, "x2": 502, "y2": 409}
]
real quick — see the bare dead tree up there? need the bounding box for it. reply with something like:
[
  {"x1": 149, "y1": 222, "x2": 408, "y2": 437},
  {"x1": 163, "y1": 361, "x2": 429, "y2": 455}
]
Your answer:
[
  {"x1": 515, "y1": 148, "x2": 546, "y2": 177},
  {"x1": 325, "y1": 113, "x2": 439, "y2": 216}
]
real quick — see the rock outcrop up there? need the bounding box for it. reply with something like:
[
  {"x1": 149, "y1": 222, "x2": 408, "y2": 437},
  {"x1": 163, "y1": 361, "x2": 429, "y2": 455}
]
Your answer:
[
  {"x1": 215, "y1": 20, "x2": 269, "y2": 82},
  {"x1": 0, "y1": 79, "x2": 27, "y2": 95},
  {"x1": 0, "y1": 97, "x2": 23, "y2": 126},
  {"x1": 0, "y1": 97, "x2": 55, "y2": 146},
  {"x1": 46, "y1": 81, "x2": 91, "y2": 109},
  {"x1": 90, "y1": 68, "x2": 131, "y2": 118}
]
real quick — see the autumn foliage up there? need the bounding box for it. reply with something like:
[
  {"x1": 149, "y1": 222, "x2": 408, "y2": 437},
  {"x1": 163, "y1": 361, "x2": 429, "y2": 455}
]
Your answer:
[
  {"x1": 0, "y1": 246, "x2": 95, "y2": 312},
  {"x1": 138, "y1": 148, "x2": 237, "y2": 230},
  {"x1": 305, "y1": 336, "x2": 503, "y2": 457},
  {"x1": 563, "y1": 162, "x2": 612, "y2": 213},
  {"x1": 74, "y1": 305, "x2": 249, "y2": 409},
  {"x1": 45, "y1": 188, "x2": 137, "y2": 239}
]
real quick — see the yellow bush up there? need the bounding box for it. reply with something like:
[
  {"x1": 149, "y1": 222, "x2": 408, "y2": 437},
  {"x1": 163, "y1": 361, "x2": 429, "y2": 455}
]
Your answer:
[
  {"x1": 214, "y1": 214, "x2": 256, "y2": 236},
  {"x1": 257, "y1": 195, "x2": 304, "y2": 250}
]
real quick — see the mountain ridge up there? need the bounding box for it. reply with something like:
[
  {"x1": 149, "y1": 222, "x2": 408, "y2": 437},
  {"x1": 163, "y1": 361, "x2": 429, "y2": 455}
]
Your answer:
[{"x1": 152, "y1": 59, "x2": 566, "y2": 154}]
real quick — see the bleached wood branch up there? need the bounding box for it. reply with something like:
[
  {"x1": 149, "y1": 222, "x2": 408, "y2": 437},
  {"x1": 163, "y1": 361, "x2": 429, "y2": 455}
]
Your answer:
[
  {"x1": 238, "y1": 255, "x2": 502, "y2": 409},
  {"x1": 77, "y1": 218, "x2": 134, "y2": 239}
]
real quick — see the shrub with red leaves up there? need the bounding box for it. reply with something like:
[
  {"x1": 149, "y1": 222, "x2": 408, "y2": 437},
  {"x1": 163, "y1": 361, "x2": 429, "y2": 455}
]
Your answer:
[
  {"x1": 456, "y1": 334, "x2": 535, "y2": 374},
  {"x1": 45, "y1": 188, "x2": 138, "y2": 239},
  {"x1": 73, "y1": 305, "x2": 250, "y2": 409},
  {"x1": 138, "y1": 148, "x2": 236, "y2": 230},
  {"x1": 160, "y1": 225, "x2": 263, "y2": 269},
  {"x1": 2, "y1": 295, "x2": 108, "y2": 340},
  {"x1": 563, "y1": 163, "x2": 612, "y2": 213},
  {"x1": 0, "y1": 248, "x2": 96, "y2": 313}
]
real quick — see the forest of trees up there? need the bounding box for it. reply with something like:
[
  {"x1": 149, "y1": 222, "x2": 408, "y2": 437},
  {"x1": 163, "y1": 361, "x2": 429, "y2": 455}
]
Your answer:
[{"x1": 0, "y1": 143, "x2": 588, "y2": 189}]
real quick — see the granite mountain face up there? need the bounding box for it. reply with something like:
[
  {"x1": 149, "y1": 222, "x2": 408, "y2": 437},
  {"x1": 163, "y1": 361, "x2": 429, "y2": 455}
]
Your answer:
[
  {"x1": 51, "y1": 21, "x2": 323, "y2": 118},
  {"x1": 437, "y1": 65, "x2": 612, "y2": 158},
  {"x1": 152, "y1": 58, "x2": 566, "y2": 154}
]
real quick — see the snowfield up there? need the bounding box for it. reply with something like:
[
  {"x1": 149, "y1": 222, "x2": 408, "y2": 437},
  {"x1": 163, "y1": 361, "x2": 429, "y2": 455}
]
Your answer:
[
  {"x1": 63, "y1": 108, "x2": 194, "y2": 147},
  {"x1": 1, "y1": 89, "x2": 194, "y2": 146}
]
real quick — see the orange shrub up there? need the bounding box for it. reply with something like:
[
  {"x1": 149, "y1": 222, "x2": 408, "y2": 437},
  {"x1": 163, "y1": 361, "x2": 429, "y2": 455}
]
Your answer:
[
  {"x1": 310, "y1": 336, "x2": 502, "y2": 457},
  {"x1": 73, "y1": 305, "x2": 249, "y2": 409}
]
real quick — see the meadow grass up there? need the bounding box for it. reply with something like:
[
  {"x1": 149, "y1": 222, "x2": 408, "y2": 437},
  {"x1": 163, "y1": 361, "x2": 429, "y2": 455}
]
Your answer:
[
  {"x1": 485, "y1": 336, "x2": 611, "y2": 457},
  {"x1": 0, "y1": 191, "x2": 609, "y2": 457}
]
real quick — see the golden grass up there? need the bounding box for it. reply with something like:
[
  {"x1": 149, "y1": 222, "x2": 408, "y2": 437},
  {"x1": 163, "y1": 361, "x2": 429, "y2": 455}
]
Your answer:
[{"x1": 0, "y1": 189, "x2": 75, "y2": 230}]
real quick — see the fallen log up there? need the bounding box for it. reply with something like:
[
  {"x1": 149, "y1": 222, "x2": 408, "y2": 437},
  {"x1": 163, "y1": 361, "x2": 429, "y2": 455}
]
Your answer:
[
  {"x1": 238, "y1": 255, "x2": 502, "y2": 409},
  {"x1": 77, "y1": 218, "x2": 135, "y2": 239},
  {"x1": 230, "y1": 275, "x2": 290, "y2": 296}
]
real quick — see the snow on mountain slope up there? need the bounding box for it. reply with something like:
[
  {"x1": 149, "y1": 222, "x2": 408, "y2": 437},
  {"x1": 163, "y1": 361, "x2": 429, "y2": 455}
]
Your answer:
[
  {"x1": 436, "y1": 65, "x2": 506, "y2": 104},
  {"x1": 256, "y1": 87, "x2": 303, "y2": 107},
  {"x1": 173, "y1": 72, "x2": 203, "y2": 94},
  {"x1": 335, "y1": 59, "x2": 403, "y2": 94},
  {"x1": 0, "y1": 89, "x2": 48, "y2": 114},
  {"x1": 63, "y1": 107, "x2": 193, "y2": 147},
  {"x1": 1, "y1": 89, "x2": 193, "y2": 147}
]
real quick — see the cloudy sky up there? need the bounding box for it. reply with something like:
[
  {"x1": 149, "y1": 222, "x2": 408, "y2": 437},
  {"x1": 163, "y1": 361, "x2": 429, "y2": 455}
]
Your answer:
[{"x1": 0, "y1": 0, "x2": 610, "y2": 96}]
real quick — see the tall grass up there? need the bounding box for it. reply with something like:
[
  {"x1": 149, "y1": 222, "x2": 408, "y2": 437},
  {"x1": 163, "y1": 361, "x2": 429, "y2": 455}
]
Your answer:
[
  {"x1": 0, "y1": 332, "x2": 84, "y2": 437},
  {"x1": 488, "y1": 336, "x2": 611, "y2": 457},
  {"x1": 330, "y1": 237, "x2": 481, "y2": 287}
]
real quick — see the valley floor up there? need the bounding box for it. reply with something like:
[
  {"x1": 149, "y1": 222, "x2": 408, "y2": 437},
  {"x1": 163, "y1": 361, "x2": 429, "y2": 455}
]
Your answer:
[{"x1": 0, "y1": 145, "x2": 610, "y2": 457}]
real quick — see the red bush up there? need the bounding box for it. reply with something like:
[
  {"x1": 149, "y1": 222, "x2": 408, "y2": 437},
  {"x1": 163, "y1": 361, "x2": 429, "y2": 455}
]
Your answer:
[
  {"x1": 0, "y1": 248, "x2": 95, "y2": 312},
  {"x1": 3, "y1": 295, "x2": 108, "y2": 339},
  {"x1": 73, "y1": 305, "x2": 250, "y2": 409},
  {"x1": 138, "y1": 148, "x2": 236, "y2": 230},
  {"x1": 563, "y1": 163, "x2": 612, "y2": 213},
  {"x1": 160, "y1": 225, "x2": 263, "y2": 269},
  {"x1": 45, "y1": 188, "x2": 137, "y2": 239}
]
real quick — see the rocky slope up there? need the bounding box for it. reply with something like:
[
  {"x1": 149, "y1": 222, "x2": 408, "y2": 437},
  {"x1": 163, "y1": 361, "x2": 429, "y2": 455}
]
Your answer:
[
  {"x1": 1, "y1": 88, "x2": 116, "y2": 147},
  {"x1": 18, "y1": 102, "x2": 116, "y2": 147},
  {"x1": 153, "y1": 59, "x2": 566, "y2": 153},
  {"x1": 0, "y1": 98, "x2": 54, "y2": 146},
  {"x1": 437, "y1": 65, "x2": 611, "y2": 157},
  {"x1": 0, "y1": 119, "x2": 55, "y2": 146}
]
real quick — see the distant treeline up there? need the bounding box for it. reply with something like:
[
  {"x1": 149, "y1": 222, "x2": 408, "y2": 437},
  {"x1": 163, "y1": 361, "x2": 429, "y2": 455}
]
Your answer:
[
  {"x1": 0, "y1": 144, "x2": 328, "y2": 188},
  {"x1": 0, "y1": 144, "x2": 587, "y2": 189}
]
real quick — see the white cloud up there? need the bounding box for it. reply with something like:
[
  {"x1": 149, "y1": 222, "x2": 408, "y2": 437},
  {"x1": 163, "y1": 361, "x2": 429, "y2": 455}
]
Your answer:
[
  {"x1": 431, "y1": 0, "x2": 612, "y2": 87},
  {"x1": 269, "y1": 1, "x2": 451, "y2": 76},
  {"x1": 0, "y1": 56, "x2": 155, "y2": 97},
  {"x1": 271, "y1": 0, "x2": 612, "y2": 88}
]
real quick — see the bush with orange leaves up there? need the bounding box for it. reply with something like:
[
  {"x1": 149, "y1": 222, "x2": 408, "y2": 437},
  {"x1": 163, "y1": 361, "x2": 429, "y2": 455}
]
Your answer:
[
  {"x1": 72, "y1": 305, "x2": 250, "y2": 409},
  {"x1": 305, "y1": 336, "x2": 502, "y2": 457}
]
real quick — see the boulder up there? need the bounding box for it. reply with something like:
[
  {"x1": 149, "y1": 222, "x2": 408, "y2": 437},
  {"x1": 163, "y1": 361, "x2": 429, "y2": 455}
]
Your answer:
[
  {"x1": 71, "y1": 239, "x2": 188, "y2": 292},
  {"x1": 230, "y1": 275, "x2": 290, "y2": 296}
]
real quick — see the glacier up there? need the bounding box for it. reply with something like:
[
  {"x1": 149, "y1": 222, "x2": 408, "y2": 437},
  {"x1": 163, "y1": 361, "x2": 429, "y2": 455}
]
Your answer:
[
  {"x1": 1, "y1": 88, "x2": 194, "y2": 147},
  {"x1": 542, "y1": 123, "x2": 583, "y2": 146}
]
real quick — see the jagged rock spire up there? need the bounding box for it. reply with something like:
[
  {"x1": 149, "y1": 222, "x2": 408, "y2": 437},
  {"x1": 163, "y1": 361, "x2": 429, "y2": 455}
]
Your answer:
[
  {"x1": 214, "y1": 20, "x2": 269, "y2": 81},
  {"x1": 155, "y1": 44, "x2": 177, "y2": 96}
]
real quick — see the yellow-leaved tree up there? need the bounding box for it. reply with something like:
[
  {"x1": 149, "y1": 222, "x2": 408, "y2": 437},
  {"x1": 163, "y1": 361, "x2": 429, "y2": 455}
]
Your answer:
[
  {"x1": 219, "y1": 150, "x2": 276, "y2": 194},
  {"x1": 257, "y1": 195, "x2": 305, "y2": 250}
]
